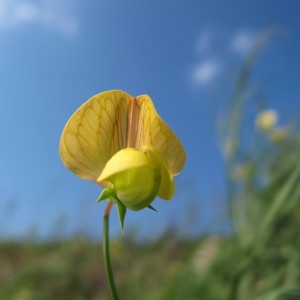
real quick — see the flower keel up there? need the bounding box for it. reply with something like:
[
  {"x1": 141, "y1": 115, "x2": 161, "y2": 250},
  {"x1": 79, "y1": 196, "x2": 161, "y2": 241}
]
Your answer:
[{"x1": 98, "y1": 148, "x2": 161, "y2": 211}]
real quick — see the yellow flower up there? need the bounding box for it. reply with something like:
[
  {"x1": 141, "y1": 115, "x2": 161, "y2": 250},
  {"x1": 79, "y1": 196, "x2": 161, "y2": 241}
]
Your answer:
[
  {"x1": 59, "y1": 90, "x2": 186, "y2": 212},
  {"x1": 255, "y1": 109, "x2": 278, "y2": 131}
]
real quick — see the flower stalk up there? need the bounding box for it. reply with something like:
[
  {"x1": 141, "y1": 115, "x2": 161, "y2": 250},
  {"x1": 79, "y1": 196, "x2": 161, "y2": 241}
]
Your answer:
[{"x1": 103, "y1": 201, "x2": 120, "y2": 300}]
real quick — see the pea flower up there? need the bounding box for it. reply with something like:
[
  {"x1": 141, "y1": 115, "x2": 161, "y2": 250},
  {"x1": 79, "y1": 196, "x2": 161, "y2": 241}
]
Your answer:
[{"x1": 59, "y1": 90, "x2": 186, "y2": 225}]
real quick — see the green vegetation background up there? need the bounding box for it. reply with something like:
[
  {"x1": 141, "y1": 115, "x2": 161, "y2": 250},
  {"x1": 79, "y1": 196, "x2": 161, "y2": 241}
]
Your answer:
[{"x1": 1, "y1": 32, "x2": 300, "y2": 300}]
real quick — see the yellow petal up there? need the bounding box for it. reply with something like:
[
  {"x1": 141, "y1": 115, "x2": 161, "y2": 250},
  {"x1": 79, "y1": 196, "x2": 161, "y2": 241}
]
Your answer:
[
  {"x1": 98, "y1": 148, "x2": 153, "y2": 182},
  {"x1": 59, "y1": 90, "x2": 132, "y2": 181},
  {"x1": 145, "y1": 149, "x2": 174, "y2": 200},
  {"x1": 135, "y1": 95, "x2": 186, "y2": 176},
  {"x1": 98, "y1": 148, "x2": 161, "y2": 211}
]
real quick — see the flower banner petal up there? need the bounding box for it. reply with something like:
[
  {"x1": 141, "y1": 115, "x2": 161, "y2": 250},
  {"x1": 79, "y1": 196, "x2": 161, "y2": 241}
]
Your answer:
[
  {"x1": 59, "y1": 90, "x2": 132, "y2": 181},
  {"x1": 135, "y1": 95, "x2": 186, "y2": 176}
]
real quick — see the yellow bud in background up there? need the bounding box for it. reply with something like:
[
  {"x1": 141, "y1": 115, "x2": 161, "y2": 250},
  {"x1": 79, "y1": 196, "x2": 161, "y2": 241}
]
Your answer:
[{"x1": 255, "y1": 109, "x2": 278, "y2": 131}]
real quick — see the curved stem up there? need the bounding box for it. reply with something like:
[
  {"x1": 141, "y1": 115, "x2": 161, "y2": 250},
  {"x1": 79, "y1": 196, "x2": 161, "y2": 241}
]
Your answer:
[{"x1": 103, "y1": 200, "x2": 120, "y2": 300}]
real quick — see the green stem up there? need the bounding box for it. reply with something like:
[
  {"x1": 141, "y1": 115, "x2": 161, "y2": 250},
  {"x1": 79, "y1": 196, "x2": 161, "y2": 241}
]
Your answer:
[{"x1": 103, "y1": 201, "x2": 120, "y2": 300}]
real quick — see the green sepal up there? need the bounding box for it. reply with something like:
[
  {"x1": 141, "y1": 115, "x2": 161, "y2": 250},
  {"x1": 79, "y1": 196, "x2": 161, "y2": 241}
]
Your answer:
[
  {"x1": 96, "y1": 186, "x2": 116, "y2": 203},
  {"x1": 96, "y1": 186, "x2": 127, "y2": 231},
  {"x1": 115, "y1": 198, "x2": 127, "y2": 231},
  {"x1": 148, "y1": 205, "x2": 158, "y2": 212}
]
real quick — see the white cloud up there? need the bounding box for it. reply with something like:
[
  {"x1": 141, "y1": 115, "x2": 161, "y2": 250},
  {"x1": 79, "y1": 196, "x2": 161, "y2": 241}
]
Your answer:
[
  {"x1": 0, "y1": 0, "x2": 78, "y2": 36},
  {"x1": 191, "y1": 29, "x2": 224, "y2": 88},
  {"x1": 192, "y1": 59, "x2": 222, "y2": 86},
  {"x1": 230, "y1": 30, "x2": 257, "y2": 56},
  {"x1": 190, "y1": 28, "x2": 260, "y2": 88}
]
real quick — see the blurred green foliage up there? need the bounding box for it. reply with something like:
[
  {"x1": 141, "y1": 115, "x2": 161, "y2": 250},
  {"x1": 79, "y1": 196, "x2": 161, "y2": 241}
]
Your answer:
[
  {"x1": 1, "y1": 31, "x2": 300, "y2": 299},
  {"x1": 0, "y1": 236, "x2": 197, "y2": 300}
]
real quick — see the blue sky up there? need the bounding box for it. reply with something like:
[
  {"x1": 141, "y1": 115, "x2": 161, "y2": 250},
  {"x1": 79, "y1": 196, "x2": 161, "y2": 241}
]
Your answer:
[{"x1": 1, "y1": 0, "x2": 300, "y2": 239}]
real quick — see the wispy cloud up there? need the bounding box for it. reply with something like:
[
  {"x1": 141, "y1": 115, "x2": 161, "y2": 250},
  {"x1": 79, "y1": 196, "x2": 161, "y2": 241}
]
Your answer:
[
  {"x1": 230, "y1": 29, "x2": 257, "y2": 56},
  {"x1": 192, "y1": 59, "x2": 223, "y2": 86},
  {"x1": 191, "y1": 29, "x2": 223, "y2": 87},
  {"x1": 190, "y1": 28, "x2": 259, "y2": 88},
  {"x1": 0, "y1": 0, "x2": 78, "y2": 36}
]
